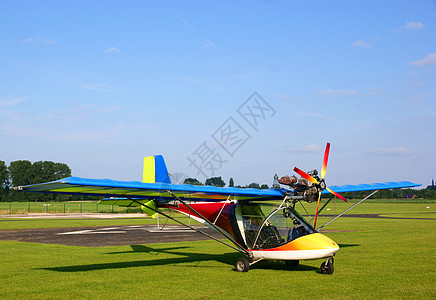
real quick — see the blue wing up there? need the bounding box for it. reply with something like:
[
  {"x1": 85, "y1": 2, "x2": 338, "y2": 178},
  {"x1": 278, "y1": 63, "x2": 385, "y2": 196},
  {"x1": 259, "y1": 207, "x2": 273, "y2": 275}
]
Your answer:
[
  {"x1": 321, "y1": 181, "x2": 420, "y2": 194},
  {"x1": 14, "y1": 176, "x2": 420, "y2": 203},
  {"x1": 14, "y1": 176, "x2": 286, "y2": 202}
]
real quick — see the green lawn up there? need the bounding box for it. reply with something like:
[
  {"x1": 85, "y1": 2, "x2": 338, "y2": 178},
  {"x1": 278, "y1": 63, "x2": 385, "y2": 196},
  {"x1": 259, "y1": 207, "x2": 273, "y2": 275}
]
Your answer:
[
  {"x1": 0, "y1": 217, "x2": 154, "y2": 230},
  {"x1": 0, "y1": 203, "x2": 435, "y2": 299},
  {"x1": 312, "y1": 201, "x2": 434, "y2": 217},
  {"x1": 0, "y1": 201, "x2": 142, "y2": 214}
]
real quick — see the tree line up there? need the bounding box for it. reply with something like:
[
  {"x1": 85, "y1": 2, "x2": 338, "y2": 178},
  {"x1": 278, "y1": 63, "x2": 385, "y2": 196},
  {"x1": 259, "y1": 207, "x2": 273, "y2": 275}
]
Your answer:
[
  {"x1": 340, "y1": 188, "x2": 435, "y2": 200},
  {"x1": 0, "y1": 160, "x2": 72, "y2": 202},
  {"x1": 183, "y1": 176, "x2": 270, "y2": 189}
]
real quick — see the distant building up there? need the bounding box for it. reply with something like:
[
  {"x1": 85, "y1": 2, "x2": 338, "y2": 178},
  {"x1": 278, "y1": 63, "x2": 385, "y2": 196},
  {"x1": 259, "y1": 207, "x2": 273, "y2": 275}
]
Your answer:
[
  {"x1": 426, "y1": 179, "x2": 436, "y2": 191},
  {"x1": 403, "y1": 193, "x2": 417, "y2": 199}
]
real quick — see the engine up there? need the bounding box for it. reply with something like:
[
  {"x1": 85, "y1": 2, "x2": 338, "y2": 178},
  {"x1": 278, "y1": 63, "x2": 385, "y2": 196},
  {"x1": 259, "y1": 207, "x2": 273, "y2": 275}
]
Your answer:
[{"x1": 278, "y1": 170, "x2": 323, "y2": 202}]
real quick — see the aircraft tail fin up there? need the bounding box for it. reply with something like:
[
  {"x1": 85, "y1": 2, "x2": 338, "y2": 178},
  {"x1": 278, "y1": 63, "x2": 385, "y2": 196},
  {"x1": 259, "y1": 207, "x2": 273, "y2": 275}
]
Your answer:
[{"x1": 142, "y1": 155, "x2": 171, "y2": 183}]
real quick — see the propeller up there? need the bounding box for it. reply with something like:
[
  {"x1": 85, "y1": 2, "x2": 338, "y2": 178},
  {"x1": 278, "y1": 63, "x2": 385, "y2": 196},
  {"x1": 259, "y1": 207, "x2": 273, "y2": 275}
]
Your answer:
[{"x1": 293, "y1": 142, "x2": 347, "y2": 229}]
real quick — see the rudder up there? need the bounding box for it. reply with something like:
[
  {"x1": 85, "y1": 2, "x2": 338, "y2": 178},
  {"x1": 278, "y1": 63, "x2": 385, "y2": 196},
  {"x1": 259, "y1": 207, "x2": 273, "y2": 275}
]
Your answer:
[{"x1": 142, "y1": 155, "x2": 171, "y2": 184}]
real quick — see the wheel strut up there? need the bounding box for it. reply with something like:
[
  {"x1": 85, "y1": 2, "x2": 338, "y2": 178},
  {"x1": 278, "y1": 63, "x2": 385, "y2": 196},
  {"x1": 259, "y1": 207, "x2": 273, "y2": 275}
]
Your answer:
[{"x1": 320, "y1": 256, "x2": 334, "y2": 274}]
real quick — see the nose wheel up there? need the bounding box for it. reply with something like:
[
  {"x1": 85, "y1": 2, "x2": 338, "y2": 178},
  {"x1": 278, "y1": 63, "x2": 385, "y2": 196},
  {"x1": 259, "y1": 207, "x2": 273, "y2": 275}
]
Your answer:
[{"x1": 320, "y1": 257, "x2": 334, "y2": 274}]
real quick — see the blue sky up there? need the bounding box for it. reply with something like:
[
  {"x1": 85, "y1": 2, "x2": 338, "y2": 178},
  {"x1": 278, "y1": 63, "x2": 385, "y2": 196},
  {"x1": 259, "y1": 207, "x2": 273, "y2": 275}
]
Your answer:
[{"x1": 1, "y1": 0, "x2": 435, "y2": 187}]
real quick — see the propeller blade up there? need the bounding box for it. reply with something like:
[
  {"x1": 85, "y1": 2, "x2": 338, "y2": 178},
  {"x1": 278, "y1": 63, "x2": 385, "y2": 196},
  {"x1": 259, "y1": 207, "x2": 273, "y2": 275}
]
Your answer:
[
  {"x1": 321, "y1": 142, "x2": 330, "y2": 179},
  {"x1": 313, "y1": 192, "x2": 322, "y2": 229},
  {"x1": 293, "y1": 167, "x2": 318, "y2": 184},
  {"x1": 326, "y1": 187, "x2": 347, "y2": 202}
]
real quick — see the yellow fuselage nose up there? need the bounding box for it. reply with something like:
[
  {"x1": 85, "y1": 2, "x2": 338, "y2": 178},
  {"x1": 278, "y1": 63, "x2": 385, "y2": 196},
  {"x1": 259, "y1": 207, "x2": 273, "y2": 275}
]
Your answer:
[
  {"x1": 250, "y1": 233, "x2": 339, "y2": 261},
  {"x1": 287, "y1": 233, "x2": 339, "y2": 251}
]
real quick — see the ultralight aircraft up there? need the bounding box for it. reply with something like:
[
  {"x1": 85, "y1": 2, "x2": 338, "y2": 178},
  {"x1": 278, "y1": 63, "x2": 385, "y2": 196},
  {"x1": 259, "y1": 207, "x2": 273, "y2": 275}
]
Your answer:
[{"x1": 14, "y1": 143, "x2": 419, "y2": 273}]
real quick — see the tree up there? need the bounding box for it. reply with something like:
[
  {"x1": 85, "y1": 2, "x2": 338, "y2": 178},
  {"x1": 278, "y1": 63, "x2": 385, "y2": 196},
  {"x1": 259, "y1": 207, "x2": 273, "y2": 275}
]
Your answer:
[
  {"x1": 30, "y1": 161, "x2": 71, "y2": 184},
  {"x1": 8, "y1": 160, "x2": 32, "y2": 186},
  {"x1": 229, "y1": 178, "x2": 234, "y2": 187},
  {"x1": 8, "y1": 160, "x2": 72, "y2": 202},
  {"x1": 247, "y1": 182, "x2": 260, "y2": 189},
  {"x1": 205, "y1": 176, "x2": 225, "y2": 187},
  {"x1": 8, "y1": 160, "x2": 33, "y2": 201},
  {"x1": 0, "y1": 160, "x2": 9, "y2": 200},
  {"x1": 183, "y1": 178, "x2": 203, "y2": 185},
  {"x1": 260, "y1": 184, "x2": 269, "y2": 189}
]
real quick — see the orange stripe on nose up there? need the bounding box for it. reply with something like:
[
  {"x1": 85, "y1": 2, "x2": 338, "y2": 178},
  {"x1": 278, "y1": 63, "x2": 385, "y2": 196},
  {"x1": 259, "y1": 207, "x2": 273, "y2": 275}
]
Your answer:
[{"x1": 273, "y1": 233, "x2": 339, "y2": 251}]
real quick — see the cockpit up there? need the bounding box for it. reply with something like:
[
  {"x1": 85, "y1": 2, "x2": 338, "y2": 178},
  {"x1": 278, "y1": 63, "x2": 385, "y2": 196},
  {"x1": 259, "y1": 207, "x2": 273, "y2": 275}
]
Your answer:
[{"x1": 232, "y1": 202, "x2": 316, "y2": 250}]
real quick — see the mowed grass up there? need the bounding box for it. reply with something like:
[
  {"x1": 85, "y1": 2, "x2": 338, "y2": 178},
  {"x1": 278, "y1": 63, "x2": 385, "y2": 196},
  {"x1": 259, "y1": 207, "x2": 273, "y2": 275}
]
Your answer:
[
  {"x1": 0, "y1": 203, "x2": 435, "y2": 299},
  {"x1": 0, "y1": 201, "x2": 141, "y2": 214},
  {"x1": 0, "y1": 217, "x2": 154, "y2": 230}
]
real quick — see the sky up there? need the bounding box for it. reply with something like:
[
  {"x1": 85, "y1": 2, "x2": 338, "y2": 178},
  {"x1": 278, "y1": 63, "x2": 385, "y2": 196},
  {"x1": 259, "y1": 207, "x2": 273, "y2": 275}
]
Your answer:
[{"x1": 1, "y1": 0, "x2": 435, "y2": 188}]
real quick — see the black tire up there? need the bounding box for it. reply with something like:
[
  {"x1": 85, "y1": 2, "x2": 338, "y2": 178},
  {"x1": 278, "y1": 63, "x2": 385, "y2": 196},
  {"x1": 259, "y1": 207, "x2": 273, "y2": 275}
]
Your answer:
[
  {"x1": 285, "y1": 260, "x2": 299, "y2": 268},
  {"x1": 235, "y1": 257, "x2": 250, "y2": 272},
  {"x1": 320, "y1": 260, "x2": 334, "y2": 274}
]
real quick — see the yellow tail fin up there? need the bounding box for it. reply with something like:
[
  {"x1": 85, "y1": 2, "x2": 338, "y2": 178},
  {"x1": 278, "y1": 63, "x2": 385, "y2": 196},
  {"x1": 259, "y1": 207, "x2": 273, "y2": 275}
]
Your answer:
[{"x1": 142, "y1": 155, "x2": 171, "y2": 183}]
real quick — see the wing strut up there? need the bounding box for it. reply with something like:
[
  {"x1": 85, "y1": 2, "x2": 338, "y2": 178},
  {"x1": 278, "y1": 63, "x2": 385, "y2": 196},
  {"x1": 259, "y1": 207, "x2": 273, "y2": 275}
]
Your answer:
[
  {"x1": 318, "y1": 190, "x2": 379, "y2": 230},
  {"x1": 128, "y1": 197, "x2": 248, "y2": 255},
  {"x1": 165, "y1": 190, "x2": 248, "y2": 254},
  {"x1": 309, "y1": 195, "x2": 334, "y2": 224},
  {"x1": 213, "y1": 195, "x2": 232, "y2": 225}
]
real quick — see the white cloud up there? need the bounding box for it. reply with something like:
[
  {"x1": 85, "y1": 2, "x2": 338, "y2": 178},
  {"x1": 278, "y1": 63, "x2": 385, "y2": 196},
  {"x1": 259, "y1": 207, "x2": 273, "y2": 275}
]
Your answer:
[
  {"x1": 275, "y1": 94, "x2": 293, "y2": 99},
  {"x1": 81, "y1": 84, "x2": 123, "y2": 92},
  {"x1": 318, "y1": 89, "x2": 359, "y2": 96},
  {"x1": 177, "y1": 77, "x2": 206, "y2": 84},
  {"x1": 224, "y1": 73, "x2": 256, "y2": 83},
  {"x1": 177, "y1": 15, "x2": 223, "y2": 54},
  {"x1": 409, "y1": 98, "x2": 423, "y2": 105},
  {"x1": 351, "y1": 40, "x2": 371, "y2": 48},
  {"x1": 0, "y1": 96, "x2": 30, "y2": 108},
  {"x1": 408, "y1": 81, "x2": 424, "y2": 86},
  {"x1": 176, "y1": 15, "x2": 199, "y2": 33},
  {"x1": 40, "y1": 104, "x2": 120, "y2": 122},
  {"x1": 3, "y1": 124, "x2": 124, "y2": 142},
  {"x1": 294, "y1": 111, "x2": 328, "y2": 119},
  {"x1": 367, "y1": 87, "x2": 383, "y2": 95},
  {"x1": 98, "y1": 106, "x2": 121, "y2": 113},
  {"x1": 104, "y1": 47, "x2": 120, "y2": 53},
  {"x1": 369, "y1": 146, "x2": 414, "y2": 155},
  {"x1": 22, "y1": 37, "x2": 57, "y2": 44},
  {"x1": 39, "y1": 105, "x2": 94, "y2": 122},
  {"x1": 403, "y1": 21, "x2": 424, "y2": 30},
  {"x1": 408, "y1": 53, "x2": 436, "y2": 66},
  {"x1": 3, "y1": 125, "x2": 44, "y2": 138},
  {"x1": 202, "y1": 40, "x2": 219, "y2": 50},
  {"x1": 286, "y1": 144, "x2": 323, "y2": 153},
  {"x1": 57, "y1": 125, "x2": 124, "y2": 142}
]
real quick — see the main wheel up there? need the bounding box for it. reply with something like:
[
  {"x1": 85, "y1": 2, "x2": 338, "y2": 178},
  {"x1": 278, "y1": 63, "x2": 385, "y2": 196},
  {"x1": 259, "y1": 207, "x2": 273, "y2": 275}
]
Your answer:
[
  {"x1": 320, "y1": 260, "x2": 334, "y2": 274},
  {"x1": 285, "y1": 260, "x2": 299, "y2": 268},
  {"x1": 235, "y1": 257, "x2": 250, "y2": 272}
]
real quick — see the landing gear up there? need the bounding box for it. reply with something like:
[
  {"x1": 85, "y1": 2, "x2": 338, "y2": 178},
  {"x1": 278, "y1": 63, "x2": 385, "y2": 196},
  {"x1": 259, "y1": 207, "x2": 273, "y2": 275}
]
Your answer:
[
  {"x1": 285, "y1": 260, "x2": 299, "y2": 268},
  {"x1": 320, "y1": 257, "x2": 334, "y2": 274},
  {"x1": 235, "y1": 257, "x2": 250, "y2": 272}
]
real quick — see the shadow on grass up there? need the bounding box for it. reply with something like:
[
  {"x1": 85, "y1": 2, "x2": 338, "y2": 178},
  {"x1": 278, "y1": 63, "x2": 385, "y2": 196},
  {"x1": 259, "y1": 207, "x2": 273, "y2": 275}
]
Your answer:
[
  {"x1": 338, "y1": 243, "x2": 360, "y2": 248},
  {"x1": 37, "y1": 244, "x2": 318, "y2": 273}
]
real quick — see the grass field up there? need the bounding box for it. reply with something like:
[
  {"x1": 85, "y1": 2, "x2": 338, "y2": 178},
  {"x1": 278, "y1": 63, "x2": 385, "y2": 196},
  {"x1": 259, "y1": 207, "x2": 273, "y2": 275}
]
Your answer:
[
  {"x1": 0, "y1": 201, "x2": 142, "y2": 215},
  {"x1": 0, "y1": 202, "x2": 435, "y2": 299}
]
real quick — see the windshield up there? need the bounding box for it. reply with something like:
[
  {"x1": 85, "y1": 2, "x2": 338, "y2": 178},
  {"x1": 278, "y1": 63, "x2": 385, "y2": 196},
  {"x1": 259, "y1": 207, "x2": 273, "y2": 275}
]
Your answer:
[{"x1": 238, "y1": 202, "x2": 316, "y2": 250}]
